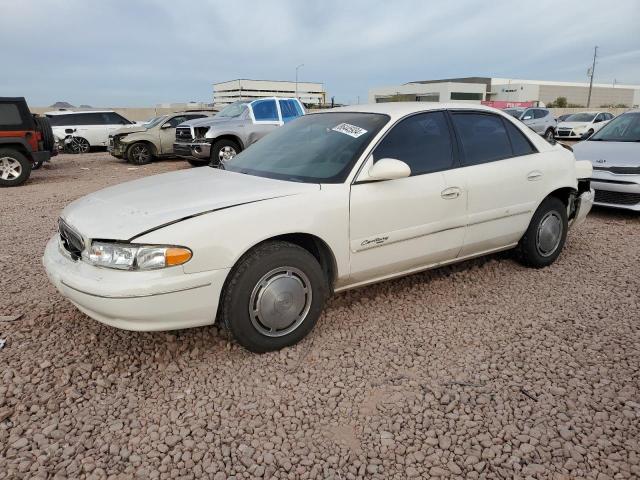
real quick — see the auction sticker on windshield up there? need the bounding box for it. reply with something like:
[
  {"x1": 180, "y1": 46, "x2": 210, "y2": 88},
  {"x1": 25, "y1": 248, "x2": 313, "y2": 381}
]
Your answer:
[{"x1": 332, "y1": 123, "x2": 368, "y2": 138}]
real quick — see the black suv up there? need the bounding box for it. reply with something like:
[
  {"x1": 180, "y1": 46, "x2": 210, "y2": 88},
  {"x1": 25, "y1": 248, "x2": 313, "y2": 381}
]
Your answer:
[{"x1": 0, "y1": 97, "x2": 57, "y2": 187}]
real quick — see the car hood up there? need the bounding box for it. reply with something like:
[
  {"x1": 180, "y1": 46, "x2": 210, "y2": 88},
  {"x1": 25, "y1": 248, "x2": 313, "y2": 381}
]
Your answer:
[
  {"x1": 179, "y1": 116, "x2": 238, "y2": 128},
  {"x1": 572, "y1": 140, "x2": 640, "y2": 168},
  {"x1": 61, "y1": 168, "x2": 319, "y2": 241},
  {"x1": 111, "y1": 125, "x2": 147, "y2": 136},
  {"x1": 557, "y1": 122, "x2": 590, "y2": 129}
]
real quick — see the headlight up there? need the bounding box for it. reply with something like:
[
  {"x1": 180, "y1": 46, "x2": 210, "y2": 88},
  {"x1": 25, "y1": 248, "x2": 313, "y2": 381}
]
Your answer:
[{"x1": 82, "y1": 242, "x2": 192, "y2": 270}]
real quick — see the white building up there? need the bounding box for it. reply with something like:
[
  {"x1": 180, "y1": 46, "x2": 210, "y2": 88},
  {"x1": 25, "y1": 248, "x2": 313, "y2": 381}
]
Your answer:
[
  {"x1": 213, "y1": 79, "x2": 326, "y2": 107},
  {"x1": 370, "y1": 77, "x2": 640, "y2": 107}
]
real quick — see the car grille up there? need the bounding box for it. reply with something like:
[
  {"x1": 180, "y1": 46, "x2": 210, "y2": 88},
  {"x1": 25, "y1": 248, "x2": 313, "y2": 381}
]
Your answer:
[
  {"x1": 175, "y1": 127, "x2": 193, "y2": 142},
  {"x1": 556, "y1": 129, "x2": 573, "y2": 137},
  {"x1": 594, "y1": 190, "x2": 640, "y2": 206},
  {"x1": 593, "y1": 166, "x2": 640, "y2": 175},
  {"x1": 58, "y1": 218, "x2": 84, "y2": 259}
]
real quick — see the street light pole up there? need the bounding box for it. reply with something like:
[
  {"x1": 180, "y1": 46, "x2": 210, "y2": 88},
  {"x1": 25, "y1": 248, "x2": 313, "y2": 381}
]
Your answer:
[
  {"x1": 295, "y1": 64, "x2": 304, "y2": 100},
  {"x1": 587, "y1": 46, "x2": 598, "y2": 108}
]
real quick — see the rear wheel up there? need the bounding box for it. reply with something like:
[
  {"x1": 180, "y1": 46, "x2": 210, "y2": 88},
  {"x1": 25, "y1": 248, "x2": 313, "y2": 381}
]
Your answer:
[
  {"x1": 34, "y1": 116, "x2": 55, "y2": 151},
  {"x1": 0, "y1": 148, "x2": 31, "y2": 187},
  {"x1": 127, "y1": 142, "x2": 154, "y2": 165},
  {"x1": 220, "y1": 241, "x2": 328, "y2": 353},
  {"x1": 517, "y1": 196, "x2": 568, "y2": 268}
]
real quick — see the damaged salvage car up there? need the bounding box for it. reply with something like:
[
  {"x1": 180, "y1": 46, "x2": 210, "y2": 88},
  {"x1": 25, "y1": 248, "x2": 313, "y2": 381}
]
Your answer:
[{"x1": 44, "y1": 103, "x2": 594, "y2": 353}]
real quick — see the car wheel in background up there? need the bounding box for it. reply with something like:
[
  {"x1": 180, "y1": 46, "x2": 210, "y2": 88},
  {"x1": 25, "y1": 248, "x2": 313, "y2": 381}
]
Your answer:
[
  {"x1": 516, "y1": 196, "x2": 568, "y2": 268},
  {"x1": 187, "y1": 159, "x2": 208, "y2": 167},
  {"x1": 210, "y1": 139, "x2": 240, "y2": 167},
  {"x1": 544, "y1": 128, "x2": 555, "y2": 141},
  {"x1": 220, "y1": 241, "x2": 329, "y2": 353},
  {"x1": 127, "y1": 142, "x2": 153, "y2": 165},
  {"x1": 67, "y1": 137, "x2": 90, "y2": 154},
  {"x1": 0, "y1": 148, "x2": 32, "y2": 187}
]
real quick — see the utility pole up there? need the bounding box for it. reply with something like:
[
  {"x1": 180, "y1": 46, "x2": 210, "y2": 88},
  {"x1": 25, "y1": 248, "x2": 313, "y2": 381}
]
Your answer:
[
  {"x1": 586, "y1": 46, "x2": 598, "y2": 107},
  {"x1": 295, "y1": 64, "x2": 304, "y2": 99}
]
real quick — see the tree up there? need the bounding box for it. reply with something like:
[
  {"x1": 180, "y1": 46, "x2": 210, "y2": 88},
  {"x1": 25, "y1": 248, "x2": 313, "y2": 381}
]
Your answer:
[{"x1": 553, "y1": 97, "x2": 568, "y2": 108}]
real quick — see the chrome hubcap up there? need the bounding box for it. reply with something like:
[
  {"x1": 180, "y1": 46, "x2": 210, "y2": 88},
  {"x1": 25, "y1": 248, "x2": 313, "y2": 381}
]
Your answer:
[
  {"x1": 0, "y1": 157, "x2": 22, "y2": 180},
  {"x1": 249, "y1": 267, "x2": 312, "y2": 337},
  {"x1": 218, "y1": 146, "x2": 237, "y2": 163},
  {"x1": 536, "y1": 211, "x2": 563, "y2": 257}
]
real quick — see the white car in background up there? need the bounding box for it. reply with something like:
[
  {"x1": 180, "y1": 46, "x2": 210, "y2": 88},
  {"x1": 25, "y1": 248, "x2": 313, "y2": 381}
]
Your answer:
[
  {"x1": 46, "y1": 110, "x2": 136, "y2": 152},
  {"x1": 44, "y1": 103, "x2": 594, "y2": 353},
  {"x1": 555, "y1": 111, "x2": 614, "y2": 140}
]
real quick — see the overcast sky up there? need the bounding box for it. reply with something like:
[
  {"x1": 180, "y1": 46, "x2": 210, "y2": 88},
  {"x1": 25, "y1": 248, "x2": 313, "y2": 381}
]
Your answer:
[{"x1": 1, "y1": 0, "x2": 638, "y2": 106}]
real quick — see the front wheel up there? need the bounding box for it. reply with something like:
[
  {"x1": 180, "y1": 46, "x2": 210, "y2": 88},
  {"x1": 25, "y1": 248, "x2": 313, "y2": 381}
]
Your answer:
[
  {"x1": 127, "y1": 142, "x2": 153, "y2": 165},
  {"x1": 210, "y1": 139, "x2": 240, "y2": 167},
  {"x1": 516, "y1": 196, "x2": 568, "y2": 268},
  {"x1": 220, "y1": 241, "x2": 329, "y2": 353},
  {"x1": 0, "y1": 148, "x2": 32, "y2": 187},
  {"x1": 544, "y1": 128, "x2": 555, "y2": 141}
]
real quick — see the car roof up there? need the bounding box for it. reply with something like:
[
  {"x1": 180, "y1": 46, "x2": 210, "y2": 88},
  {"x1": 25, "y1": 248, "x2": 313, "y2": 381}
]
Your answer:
[
  {"x1": 326, "y1": 102, "x2": 511, "y2": 120},
  {"x1": 44, "y1": 110, "x2": 116, "y2": 115}
]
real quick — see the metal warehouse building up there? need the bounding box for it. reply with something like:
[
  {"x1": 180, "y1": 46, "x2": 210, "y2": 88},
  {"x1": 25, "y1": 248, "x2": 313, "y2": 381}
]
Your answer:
[
  {"x1": 369, "y1": 77, "x2": 640, "y2": 107},
  {"x1": 213, "y1": 79, "x2": 326, "y2": 107}
]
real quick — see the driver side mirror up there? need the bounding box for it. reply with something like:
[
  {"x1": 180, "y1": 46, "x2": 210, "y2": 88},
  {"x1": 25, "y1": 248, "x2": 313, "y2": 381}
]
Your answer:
[
  {"x1": 522, "y1": 115, "x2": 533, "y2": 121},
  {"x1": 161, "y1": 123, "x2": 173, "y2": 129},
  {"x1": 368, "y1": 158, "x2": 411, "y2": 181}
]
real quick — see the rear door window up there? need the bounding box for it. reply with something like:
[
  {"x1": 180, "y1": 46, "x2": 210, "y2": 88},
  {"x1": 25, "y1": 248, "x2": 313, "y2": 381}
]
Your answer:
[
  {"x1": 252, "y1": 99, "x2": 279, "y2": 122},
  {"x1": 279, "y1": 99, "x2": 304, "y2": 123},
  {"x1": 533, "y1": 109, "x2": 547, "y2": 119},
  {"x1": 451, "y1": 112, "x2": 513, "y2": 166},
  {"x1": 504, "y1": 120, "x2": 537, "y2": 156}
]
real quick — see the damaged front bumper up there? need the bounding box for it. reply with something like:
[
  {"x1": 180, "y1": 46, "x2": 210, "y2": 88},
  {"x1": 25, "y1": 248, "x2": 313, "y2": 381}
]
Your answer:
[{"x1": 173, "y1": 141, "x2": 211, "y2": 160}]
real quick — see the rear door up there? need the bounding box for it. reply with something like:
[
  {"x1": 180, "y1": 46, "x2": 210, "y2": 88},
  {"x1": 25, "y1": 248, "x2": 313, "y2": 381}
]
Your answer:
[
  {"x1": 349, "y1": 111, "x2": 467, "y2": 283},
  {"x1": 449, "y1": 111, "x2": 549, "y2": 256},
  {"x1": 248, "y1": 99, "x2": 282, "y2": 145},
  {"x1": 278, "y1": 99, "x2": 304, "y2": 123},
  {"x1": 73, "y1": 113, "x2": 105, "y2": 146}
]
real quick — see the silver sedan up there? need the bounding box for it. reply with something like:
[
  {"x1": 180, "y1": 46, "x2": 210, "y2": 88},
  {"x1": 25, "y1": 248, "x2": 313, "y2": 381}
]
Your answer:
[{"x1": 572, "y1": 110, "x2": 640, "y2": 211}]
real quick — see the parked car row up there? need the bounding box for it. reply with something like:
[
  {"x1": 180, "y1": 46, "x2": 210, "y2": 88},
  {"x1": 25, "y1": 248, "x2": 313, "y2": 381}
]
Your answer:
[
  {"x1": 503, "y1": 107, "x2": 557, "y2": 141},
  {"x1": 172, "y1": 97, "x2": 305, "y2": 166}
]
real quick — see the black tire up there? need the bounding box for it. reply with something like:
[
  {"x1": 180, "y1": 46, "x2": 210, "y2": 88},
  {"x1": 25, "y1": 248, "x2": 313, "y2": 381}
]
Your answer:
[
  {"x1": 209, "y1": 139, "x2": 240, "y2": 167},
  {"x1": 32, "y1": 159, "x2": 44, "y2": 170},
  {"x1": 220, "y1": 241, "x2": 329, "y2": 353},
  {"x1": 66, "y1": 136, "x2": 90, "y2": 154},
  {"x1": 34, "y1": 115, "x2": 55, "y2": 151},
  {"x1": 188, "y1": 159, "x2": 208, "y2": 167},
  {"x1": 543, "y1": 128, "x2": 555, "y2": 141},
  {"x1": 0, "y1": 148, "x2": 32, "y2": 187},
  {"x1": 127, "y1": 142, "x2": 154, "y2": 165},
  {"x1": 517, "y1": 196, "x2": 568, "y2": 268}
]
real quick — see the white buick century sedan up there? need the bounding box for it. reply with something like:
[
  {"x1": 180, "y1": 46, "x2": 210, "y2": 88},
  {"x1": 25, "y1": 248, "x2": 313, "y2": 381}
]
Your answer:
[{"x1": 44, "y1": 104, "x2": 594, "y2": 352}]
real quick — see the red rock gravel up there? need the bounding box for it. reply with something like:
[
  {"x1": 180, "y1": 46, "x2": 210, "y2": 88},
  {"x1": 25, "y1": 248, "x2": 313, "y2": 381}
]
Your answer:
[{"x1": 1, "y1": 152, "x2": 639, "y2": 479}]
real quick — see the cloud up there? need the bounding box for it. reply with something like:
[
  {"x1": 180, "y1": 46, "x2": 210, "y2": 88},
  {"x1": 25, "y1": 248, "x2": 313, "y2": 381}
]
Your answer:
[{"x1": 0, "y1": 0, "x2": 638, "y2": 106}]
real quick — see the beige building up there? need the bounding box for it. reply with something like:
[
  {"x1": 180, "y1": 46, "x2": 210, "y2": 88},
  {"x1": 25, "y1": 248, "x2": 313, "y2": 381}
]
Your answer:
[
  {"x1": 370, "y1": 77, "x2": 640, "y2": 107},
  {"x1": 213, "y1": 79, "x2": 326, "y2": 107}
]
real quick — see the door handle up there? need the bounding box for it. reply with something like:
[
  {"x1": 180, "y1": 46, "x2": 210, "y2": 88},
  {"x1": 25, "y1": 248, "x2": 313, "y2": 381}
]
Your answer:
[
  {"x1": 441, "y1": 187, "x2": 461, "y2": 199},
  {"x1": 527, "y1": 170, "x2": 543, "y2": 181}
]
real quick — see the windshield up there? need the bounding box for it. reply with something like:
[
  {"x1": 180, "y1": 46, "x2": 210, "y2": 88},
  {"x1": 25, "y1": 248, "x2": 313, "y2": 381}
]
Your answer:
[
  {"x1": 215, "y1": 102, "x2": 247, "y2": 118},
  {"x1": 503, "y1": 109, "x2": 523, "y2": 118},
  {"x1": 564, "y1": 113, "x2": 596, "y2": 122},
  {"x1": 143, "y1": 116, "x2": 167, "y2": 129},
  {"x1": 224, "y1": 112, "x2": 390, "y2": 183},
  {"x1": 590, "y1": 112, "x2": 640, "y2": 142}
]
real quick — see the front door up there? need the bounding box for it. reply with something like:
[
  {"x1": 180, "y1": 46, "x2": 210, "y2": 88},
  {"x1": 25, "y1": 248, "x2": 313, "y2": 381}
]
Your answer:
[{"x1": 349, "y1": 111, "x2": 467, "y2": 283}]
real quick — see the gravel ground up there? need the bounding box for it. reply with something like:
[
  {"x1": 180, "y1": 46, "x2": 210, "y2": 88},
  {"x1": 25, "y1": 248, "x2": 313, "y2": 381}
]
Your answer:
[{"x1": 1, "y1": 152, "x2": 639, "y2": 479}]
